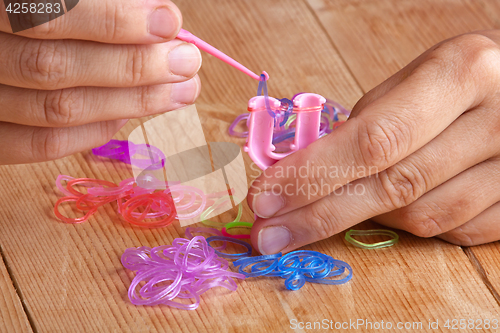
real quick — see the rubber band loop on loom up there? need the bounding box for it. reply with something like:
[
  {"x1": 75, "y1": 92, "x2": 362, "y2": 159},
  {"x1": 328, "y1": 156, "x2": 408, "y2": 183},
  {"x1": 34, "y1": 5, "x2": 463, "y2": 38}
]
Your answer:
[
  {"x1": 257, "y1": 74, "x2": 275, "y2": 118},
  {"x1": 206, "y1": 236, "x2": 252, "y2": 259},
  {"x1": 344, "y1": 229, "x2": 399, "y2": 249}
]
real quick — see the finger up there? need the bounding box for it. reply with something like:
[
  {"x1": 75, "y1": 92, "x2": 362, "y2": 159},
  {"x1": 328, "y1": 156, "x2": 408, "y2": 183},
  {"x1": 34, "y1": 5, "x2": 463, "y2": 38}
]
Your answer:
[
  {"x1": 0, "y1": 76, "x2": 200, "y2": 127},
  {"x1": 372, "y1": 156, "x2": 500, "y2": 238},
  {"x1": 349, "y1": 38, "x2": 446, "y2": 118},
  {"x1": 0, "y1": 120, "x2": 127, "y2": 164},
  {"x1": 437, "y1": 201, "x2": 500, "y2": 246},
  {"x1": 248, "y1": 33, "x2": 500, "y2": 219},
  {"x1": 250, "y1": 108, "x2": 500, "y2": 254},
  {"x1": 0, "y1": 33, "x2": 201, "y2": 90},
  {"x1": 0, "y1": 0, "x2": 182, "y2": 43}
]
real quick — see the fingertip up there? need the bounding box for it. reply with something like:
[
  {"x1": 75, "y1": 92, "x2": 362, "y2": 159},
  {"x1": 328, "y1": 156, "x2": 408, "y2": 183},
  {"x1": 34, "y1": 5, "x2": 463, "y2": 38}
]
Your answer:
[
  {"x1": 251, "y1": 217, "x2": 293, "y2": 255},
  {"x1": 148, "y1": 3, "x2": 182, "y2": 40}
]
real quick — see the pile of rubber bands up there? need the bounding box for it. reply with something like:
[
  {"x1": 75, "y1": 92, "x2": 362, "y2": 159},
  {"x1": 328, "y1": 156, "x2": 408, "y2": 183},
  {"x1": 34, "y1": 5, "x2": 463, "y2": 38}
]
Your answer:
[
  {"x1": 121, "y1": 236, "x2": 245, "y2": 310},
  {"x1": 121, "y1": 234, "x2": 353, "y2": 310},
  {"x1": 184, "y1": 230, "x2": 352, "y2": 291},
  {"x1": 54, "y1": 174, "x2": 230, "y2": 227}
]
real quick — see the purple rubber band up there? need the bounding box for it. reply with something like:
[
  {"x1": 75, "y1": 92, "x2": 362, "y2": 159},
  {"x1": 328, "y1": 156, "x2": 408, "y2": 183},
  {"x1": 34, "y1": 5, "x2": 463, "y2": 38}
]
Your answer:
[
  {"x1": 122, "y1": 237, "x2": 245, "y2": 310},
  {"x1": 92, "y1": 140, "x2": 166, "y2": 170},
  {"x1": 228, "y1": 113, "x2": 250, "y2": 137}
]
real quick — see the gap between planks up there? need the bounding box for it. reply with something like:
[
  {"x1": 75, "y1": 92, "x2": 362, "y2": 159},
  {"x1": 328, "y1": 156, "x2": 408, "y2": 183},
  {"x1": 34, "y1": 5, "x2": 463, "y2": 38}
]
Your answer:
[
  {"x1": 463, "y1": 246, "x2": 500, "y2": 307},
  {"x1": 0, "y1": 244, "x2": 38, "y2": 333},
  {"x1": 302, "y1": 0, "x2": 366, "y2": 94}
]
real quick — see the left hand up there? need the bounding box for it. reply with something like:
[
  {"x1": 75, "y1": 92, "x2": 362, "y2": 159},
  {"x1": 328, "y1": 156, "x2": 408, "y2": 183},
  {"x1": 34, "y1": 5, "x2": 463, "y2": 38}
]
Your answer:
[{"x1": 248, "y1": 30, "x2": 500, "y2": 254}]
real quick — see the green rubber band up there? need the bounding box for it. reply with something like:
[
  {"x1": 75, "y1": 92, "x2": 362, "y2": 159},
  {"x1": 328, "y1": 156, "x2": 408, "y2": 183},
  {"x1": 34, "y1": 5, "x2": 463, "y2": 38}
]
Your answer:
[
  {"x1": 345, "y1": 229, "x2": 399, "y2": 249},
  {"x1": 225, "y1": 221, "x2": 253, "y2": 230},
  {"x1": 284, "y1": 114, "x2": 297, "y2": 129},
  {"x1": 200, "y1": 195, "x2": 243, "y2": 228}
]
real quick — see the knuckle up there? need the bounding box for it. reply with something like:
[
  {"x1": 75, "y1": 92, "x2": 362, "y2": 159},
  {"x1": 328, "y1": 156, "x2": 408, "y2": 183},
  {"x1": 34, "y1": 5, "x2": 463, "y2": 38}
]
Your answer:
[
  {"x1": 31, "y1": 128, "x2": 66, "y2": 162},
  {"x1": 42, "y1": 89, "x2": 85, "y2": 127},
  {"x1": 138, "y1": 85, "x2": 158, "y2": 116},
  {"x1": 103, "y1": 3, "x2": 128, "y2": 41},
  {"x1": 378, "y1": 164, "x2": 428, "y2": 209},
  {"x1": 19, "y1": 40, "x2": 67, "y2": 90},
  {"x1": 307, "y1": 204, "x2": 341, "y2": 241},
  {"x1": 357, "y1": 118, "x2": 409, "y2": 170},
  {"x1": 123, "y1": 45, "x2": 150, "y2": 86},
  {"x1": 424, "y1": 33, "x2": 500, "y2": 92},
  {"x1": 400, "y1": 203, "x2": 452, "y2": 238}
]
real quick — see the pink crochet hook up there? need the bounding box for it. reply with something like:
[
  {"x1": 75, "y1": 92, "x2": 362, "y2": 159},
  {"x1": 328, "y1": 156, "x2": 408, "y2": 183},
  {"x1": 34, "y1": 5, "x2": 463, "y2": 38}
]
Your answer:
[{"x1": 176, "y1": 29, "x2": 269, "y2": 81}]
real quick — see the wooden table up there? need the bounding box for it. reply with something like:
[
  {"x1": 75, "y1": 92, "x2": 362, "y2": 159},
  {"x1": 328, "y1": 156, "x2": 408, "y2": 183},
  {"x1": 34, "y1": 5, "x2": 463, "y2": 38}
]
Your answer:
[{"x1": 1, "y1": 0, "x2": 500, "y2": 332}]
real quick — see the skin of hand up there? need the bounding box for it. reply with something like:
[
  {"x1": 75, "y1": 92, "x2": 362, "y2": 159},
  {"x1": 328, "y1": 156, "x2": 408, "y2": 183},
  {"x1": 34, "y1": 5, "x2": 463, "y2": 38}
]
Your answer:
[
  {"x1": 248, "y1": 30, "x2": 500, "y2": 254},
  {"x1": 0, "y1": 0, "x2": 201, "y2": 164}
]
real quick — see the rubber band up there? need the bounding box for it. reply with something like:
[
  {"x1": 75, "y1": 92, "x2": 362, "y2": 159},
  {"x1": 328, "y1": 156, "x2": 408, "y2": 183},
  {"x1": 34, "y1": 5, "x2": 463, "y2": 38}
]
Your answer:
[
  {"x1": 228, "y1": 113, "x2": 250, "y2": 138},
  {"x1": 54, "y1": 196, "x2": 98, "y2": 224},
  {"x1": 206, "y1": 236, "x2": 252, "y2": 258},
  {"x1": 121, "y1": 192, "x2": 177, "y2": 228},
  {"x1": 184, "y1": 227, "x2": 226, "y2": 251},
  {"x1": 122, "y1": 236, "x2": 245, "y2": 310},
  {"x1": 55, "y1": 175, "x2": 75, "y2": 197},
  {"x1": 221, "y1": 221, "x2": 253, "y2": 239},
  {"x1": 92, "y1": 139, "x2": 166, "y2": 170},
  {"x1": 55, "y1": 175, "x2": 223, "y2": 226},
  {"x1": 257, "y1": 74, "x2": 275, "y2": 118},
  {"x1": 345, "y1": 229, "x2": 399, "y2": 249},
  {"x1": 233, "y1": 250, "x2": 352, "y2": 290},
  {"x1": 66, "y1": 178, "x2": 118, "y2": 197},
  {"x1": 200, "y1": 195, "x2": 243, "y2": 228}
]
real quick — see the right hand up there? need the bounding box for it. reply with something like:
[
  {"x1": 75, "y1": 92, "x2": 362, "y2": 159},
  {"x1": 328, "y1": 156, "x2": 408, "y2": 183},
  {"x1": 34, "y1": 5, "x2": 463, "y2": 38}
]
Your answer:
[{"x1": 0, "y1": 0, "x2": 201, "y2": 164}]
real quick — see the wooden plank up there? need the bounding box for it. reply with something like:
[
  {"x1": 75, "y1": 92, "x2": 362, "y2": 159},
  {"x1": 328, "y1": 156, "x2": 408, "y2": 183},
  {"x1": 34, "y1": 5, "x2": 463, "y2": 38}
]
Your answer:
[
  {"x1": 0, "y1": 248, "x2": 32, "y2": 333},
  {"x1": 306, "y1": 0, "x2": 496, "y2": 92}
]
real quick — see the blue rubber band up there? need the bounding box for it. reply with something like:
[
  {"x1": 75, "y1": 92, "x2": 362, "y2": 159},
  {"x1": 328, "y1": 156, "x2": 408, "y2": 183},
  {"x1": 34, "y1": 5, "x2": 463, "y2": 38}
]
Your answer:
[
  {"x1": 233, "y1": 253, "x2": 282, "y2": 277},
  {"x1": 206, "y1": 236, "x2": 252, "y2": 259},
  {"x1": 272, "y1": 128, "x2": 296, "y2": 144},
  {"x1": 279, "y1": 98, "x2": 294, "y2": 127},
  {"x1": 285, "y1": 272, "x2": 306, "y2": 291},
  {"x1": 257, "y1": 74, "x2": 275, "y2": 118},
  {"x1": 232, "y1": 250, "x2": 352, "y2": 290}
]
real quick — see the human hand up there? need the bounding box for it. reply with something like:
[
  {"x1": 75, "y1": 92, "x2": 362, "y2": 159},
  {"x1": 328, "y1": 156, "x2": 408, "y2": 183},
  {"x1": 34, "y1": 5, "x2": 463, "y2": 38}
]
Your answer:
[
  {"x1": 248, "y1": 30, "x2": 500, "y2": 254},
  {"x1": 0, "y1": 0, "x2": 201, "y2": 164}
]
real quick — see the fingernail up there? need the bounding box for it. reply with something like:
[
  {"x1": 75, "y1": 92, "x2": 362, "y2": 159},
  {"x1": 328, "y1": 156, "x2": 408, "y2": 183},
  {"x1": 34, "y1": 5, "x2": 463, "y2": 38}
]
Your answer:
[
  {"x1": 168, "y1": 43, "x2": 202, "y2": 77},
  {"x1": 170, "y1": 77, "x2": 199, "y2": 104},
  {"x1": 252, "y1": 191, "x2": 285, "y2": 218},
  {"x1": 258, "y1": 226, "x2": 292, "y2": 255},
  {"x1": 117, "y1": 119, "x2": 129, "y2": 129},
  {"x1": 149, "y1": 7, "x2": 180, "y2": 39}
]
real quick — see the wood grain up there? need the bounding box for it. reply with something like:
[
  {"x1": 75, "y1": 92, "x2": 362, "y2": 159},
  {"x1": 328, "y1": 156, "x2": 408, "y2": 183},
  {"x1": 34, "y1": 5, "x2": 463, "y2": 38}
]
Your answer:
[
  {"x1": 0, "y1": 248, "x2": 32, "y2": 333},
  {"x1": 307, "y1": 0, "x2": 496, "y2": 92},
  {"x1": 0, "y1": 0, "x2": 499, "y2": 332}
]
